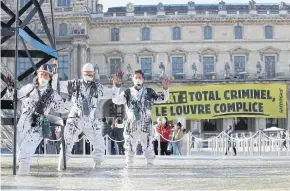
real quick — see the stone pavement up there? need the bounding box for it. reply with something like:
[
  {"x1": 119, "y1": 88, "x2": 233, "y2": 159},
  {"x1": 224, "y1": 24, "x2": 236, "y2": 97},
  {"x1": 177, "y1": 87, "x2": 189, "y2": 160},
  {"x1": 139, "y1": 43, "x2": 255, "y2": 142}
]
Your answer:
[{"x1": 1, "y1": 154, "x2": 290, "y2": 191}]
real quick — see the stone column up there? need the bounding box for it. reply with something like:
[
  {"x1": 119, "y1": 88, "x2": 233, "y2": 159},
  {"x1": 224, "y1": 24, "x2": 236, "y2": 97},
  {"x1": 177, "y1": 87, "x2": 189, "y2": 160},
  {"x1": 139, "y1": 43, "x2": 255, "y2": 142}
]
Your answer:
[
  {"x1": 79, "y1": 43, "x2": 88, "y2": 71},
  {"x1": 287, "y1": 83, "x2": 290, "y2": 130},
  {"x1": 71, "y1": 43, "x2": 79, "y2": 79},
  {"x1": 223, "y1": 118, "x2": 233, "y2": 131},
  {"x1": 255, "y1": 118, "x2": 266, "y2": 131},
  {"x1": 68, "y1": 46, "x2": 74, "y2": 79}
]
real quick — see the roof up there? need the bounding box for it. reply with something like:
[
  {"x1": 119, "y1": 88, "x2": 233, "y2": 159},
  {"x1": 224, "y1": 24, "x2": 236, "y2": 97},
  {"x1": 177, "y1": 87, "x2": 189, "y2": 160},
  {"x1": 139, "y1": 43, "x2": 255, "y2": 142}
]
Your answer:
[{"x1": 107, "y1": 3, "x2": 289, "y2": 13}]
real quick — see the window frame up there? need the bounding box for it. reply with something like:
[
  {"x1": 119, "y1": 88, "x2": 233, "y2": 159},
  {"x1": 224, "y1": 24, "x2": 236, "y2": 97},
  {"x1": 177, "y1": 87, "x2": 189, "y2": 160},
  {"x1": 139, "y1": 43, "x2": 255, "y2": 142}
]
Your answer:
[
  {"x1": 202, "y1": 56, "x2": 215, "y2": 76},
  {"x1": 59, "y1": 23, "x2": 68, "y2": 37},
  {"x1": 265, "y1": 25, "x2": 273, "y2": 39},
  {"x1": 171, "y1": 56, "x2": 184, "y2": 77},
  {"x1": 57, "y1": 0, "x2": 71, "y2": 7},
  {"x1": 233, "y1": 55, "x2": 246, "y2": 75},
  {"x1": 140, "y1": 57, "x2": 153, "y2": 79},
  {"x1": 111, "y1": 28, "x2": 120, "y2": 41},
  {"x1": 234, "y1": 25, "x2": 243, "y2": 39},
  {"x1": 141, "y1": 27, "x2": 150, "y2": 41},
  {"x1": 109, "y1": 58, "x2": 121, "y2": 76},
  {"x1": 58, "y1": 55, "x2": 69, "y2": 80},
  {"x1": 204, "y1": 26, "x2": 212, "y2": 40},
  {"x1": 172, "y1": 26, "x2": 181, "y2": 40}
]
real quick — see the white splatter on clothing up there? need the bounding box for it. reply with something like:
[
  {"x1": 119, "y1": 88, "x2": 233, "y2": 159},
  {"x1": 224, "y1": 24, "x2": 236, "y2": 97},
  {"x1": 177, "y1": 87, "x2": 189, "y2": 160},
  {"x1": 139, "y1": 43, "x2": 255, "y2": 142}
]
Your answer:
[
  {"x1": 113, "y1": 86, "x2": 169, "y2": 163},
  {"x1": 53, "y1": 75, "x2": 120, "y2": 164},
  {"x1": 8, "y1": 84, "x2": 70, "y2": 164}
]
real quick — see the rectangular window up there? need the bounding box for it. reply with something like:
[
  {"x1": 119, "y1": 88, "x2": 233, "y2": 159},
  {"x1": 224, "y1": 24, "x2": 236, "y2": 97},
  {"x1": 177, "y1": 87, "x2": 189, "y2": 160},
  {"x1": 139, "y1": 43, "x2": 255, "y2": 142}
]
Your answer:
[
  {"x1": 265, "y1": 26, "x2": 273, "y2": 39},
  {"x1": 110, "y1": 59, "x2": 121, "y2": 76},
  {"x1": 141, "y1": 58, "x2": 152, "y2": 80},
  {"x1": 172, "y1": 57, "x2": 184, "y2": 78},
  {"x1": 234, "y1": 26, "x2": 243, "y2": 39},
  {"x1": 265, "y1": 56, "x2": 276, "y2": 78},
  {"x1": 58, "y1": 0, "x2": 70, "y2": 7},
  {"x1": 17, "y1": 58, "x2": 30, "y2": 76},
  {"x1": 234, "y1": 56, "x2": 246, "y2": 75},
  {"x1": 142, "y1": 28, "x2": 150, "y2": 41},
  {"x1": 235, "y1": 118, "x2": 248, "y2": 131},
  {"x1": 203, "y1": 119, "x2": 217, "y2": 131},
  {"x1": 111, "y1": 28, "x2": 120, "y2": 41},
  {"x1": 266, "y1": 118, "x2": 278, "y2": 129},
  {"x1": 58, "y1": 55, "x2": 69, "y2": 80},
  {"x1": 203, "y1": 56, "x2": 215, "y2": 76}
]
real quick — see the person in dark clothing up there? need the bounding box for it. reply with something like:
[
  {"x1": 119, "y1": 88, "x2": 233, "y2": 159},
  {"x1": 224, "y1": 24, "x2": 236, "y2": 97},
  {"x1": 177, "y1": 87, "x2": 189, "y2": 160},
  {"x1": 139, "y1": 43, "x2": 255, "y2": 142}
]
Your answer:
[
  {"x1": 281, "y1": 130, "x2": 287, "y2": 150},
  {"x1": 110, "y1": 118, "x2": 125, "y2": 155},
  {"x1": 225, "y1": 125, "x2": 237, "y2": 156},
  {"x1": 101, "y1": 117, "x2": 112, "y2": 154}
]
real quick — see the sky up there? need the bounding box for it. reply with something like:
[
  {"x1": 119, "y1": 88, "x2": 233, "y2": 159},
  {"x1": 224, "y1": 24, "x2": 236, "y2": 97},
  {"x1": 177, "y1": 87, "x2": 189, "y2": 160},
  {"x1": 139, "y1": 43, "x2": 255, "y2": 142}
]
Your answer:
[{"x1": 100, "y1": 0, "x2": 284, "y2": 12}]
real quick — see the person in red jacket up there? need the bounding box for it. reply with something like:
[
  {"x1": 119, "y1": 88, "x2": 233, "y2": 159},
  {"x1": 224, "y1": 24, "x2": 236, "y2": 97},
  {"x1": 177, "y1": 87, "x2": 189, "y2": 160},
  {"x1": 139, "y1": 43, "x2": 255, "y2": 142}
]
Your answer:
[{"x1": 157, "y1": 117, "x2": 172, "y2": 155}]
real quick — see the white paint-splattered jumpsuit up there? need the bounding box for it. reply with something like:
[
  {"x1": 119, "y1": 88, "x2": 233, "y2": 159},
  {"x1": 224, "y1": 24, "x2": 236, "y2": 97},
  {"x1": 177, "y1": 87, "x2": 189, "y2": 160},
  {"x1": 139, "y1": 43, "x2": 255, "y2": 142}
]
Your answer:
[
  {"x1": 8, "y1": 84, "x2": 70, "y2": 164},
  {"x1": 113, "y1": 87, "x2": 169, "y2": 163},
  {"x1": 54, "y1": 75, "x2": 120, "y2": 164}
]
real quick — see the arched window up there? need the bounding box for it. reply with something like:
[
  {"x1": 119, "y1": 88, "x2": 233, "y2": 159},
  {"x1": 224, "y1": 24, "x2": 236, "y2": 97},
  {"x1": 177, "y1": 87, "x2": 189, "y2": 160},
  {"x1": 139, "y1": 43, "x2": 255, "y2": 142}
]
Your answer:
[
  {"x1": 204, "y1": 26, "x2": 212, "y2": 40},
  {"x1": 265, "y1": 25, "x2": 273, "y2": 39},
  {"x1": 173, "y1": 27, "x2": 181, "y2": 40},
  {"x1": 234, "y1": 26, "x2": 243, "y2": 39},
  {"x1": 111, "y1": 28, "x2": 120, "y2": 41},
  {"x1": 59, "y1": 23, "x2": 68, "y2": 36},
  {"x1": 142, "y1": 27, "x2": 150, "y2": 41}
]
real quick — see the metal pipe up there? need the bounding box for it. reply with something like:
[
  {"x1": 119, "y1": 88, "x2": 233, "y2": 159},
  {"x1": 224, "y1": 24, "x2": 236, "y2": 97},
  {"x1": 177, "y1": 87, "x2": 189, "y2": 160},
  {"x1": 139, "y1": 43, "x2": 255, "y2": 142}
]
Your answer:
[{"x1": 13, "y1": 0, "x2": 20, "y2": 176}]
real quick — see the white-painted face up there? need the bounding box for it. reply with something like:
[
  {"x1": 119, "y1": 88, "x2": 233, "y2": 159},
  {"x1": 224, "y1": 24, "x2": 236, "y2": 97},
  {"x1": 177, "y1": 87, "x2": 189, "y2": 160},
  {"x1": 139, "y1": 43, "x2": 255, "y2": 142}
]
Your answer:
[
  {"x1": 37, "y1": 71, "x2": 51, "y2": 87},
  {"x1": 133, "y1": 72, "x2": 144, "y2": 89}
]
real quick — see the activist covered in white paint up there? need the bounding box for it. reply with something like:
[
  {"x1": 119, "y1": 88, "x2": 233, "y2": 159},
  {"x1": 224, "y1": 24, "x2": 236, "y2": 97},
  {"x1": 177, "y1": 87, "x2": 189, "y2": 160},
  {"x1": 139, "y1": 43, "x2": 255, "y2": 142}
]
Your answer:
[
  {"x1": 113, "y1": 69, "x2": 169, "y2": 166},
  {"x1": 5, "y1": 64, "x2": 70, "y2": 175},
  {"x1": 52, "y1": 62, "x2": 121, "y2": 171}
]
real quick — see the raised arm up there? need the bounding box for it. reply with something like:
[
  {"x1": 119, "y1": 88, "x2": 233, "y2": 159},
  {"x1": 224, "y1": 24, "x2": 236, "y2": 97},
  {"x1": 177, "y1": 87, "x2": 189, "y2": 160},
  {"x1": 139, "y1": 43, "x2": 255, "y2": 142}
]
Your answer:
[
  {"x1": 152, "y1": 76, "x2": 170, "y2": 104},
  {"x1": 7, "y1": 84, "x2": 35, "y2": 100},
  {"x1": 151, "y1": 88, "x2": 170, "y2": 104},
  {"x1": 51, "y1": 74, "x2": 70, "y2": 94},
  {"x1": 97, "y1": 84, "x2": 121, "y2": 100},
  {"x1": 112, "y1": 90, "x2": 126, "y2": 105}
]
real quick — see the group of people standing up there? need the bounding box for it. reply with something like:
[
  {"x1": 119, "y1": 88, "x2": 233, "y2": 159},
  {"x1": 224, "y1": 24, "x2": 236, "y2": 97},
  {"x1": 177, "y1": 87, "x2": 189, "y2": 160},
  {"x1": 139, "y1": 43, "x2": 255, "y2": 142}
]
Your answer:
[
  {"x1": 153, "y1": 117, "x2": 186, "y2": 156},
  {"x1": 5, "y1": 60, "x2": 170, "y2": 175}
]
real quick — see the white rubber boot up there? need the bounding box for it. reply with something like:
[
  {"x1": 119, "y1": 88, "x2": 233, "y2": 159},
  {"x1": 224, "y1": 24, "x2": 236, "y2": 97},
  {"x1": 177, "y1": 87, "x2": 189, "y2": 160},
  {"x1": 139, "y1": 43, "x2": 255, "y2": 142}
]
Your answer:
[
  {"x1": 93, "y1": 160, "x2": 102, "y2": 169},
  {"x1": 126, "y1": 155, "x2": 135, "y2": 167},
  {"x1": 57, "y1": 155, "x2": 64, "y2": 171},
  {"x1": 145, "y1": 158, "x2": 154, "y2": 167},
  {"x1": 18, "y1": 162, "x2": 30, "y2": 175}
]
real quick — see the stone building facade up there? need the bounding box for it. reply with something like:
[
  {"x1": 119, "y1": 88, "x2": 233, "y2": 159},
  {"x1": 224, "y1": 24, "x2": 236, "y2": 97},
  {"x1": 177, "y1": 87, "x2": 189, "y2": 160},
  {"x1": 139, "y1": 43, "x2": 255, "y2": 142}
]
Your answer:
[{"x1": 1, "y1": 0, "x2": 290, "y2": 137}]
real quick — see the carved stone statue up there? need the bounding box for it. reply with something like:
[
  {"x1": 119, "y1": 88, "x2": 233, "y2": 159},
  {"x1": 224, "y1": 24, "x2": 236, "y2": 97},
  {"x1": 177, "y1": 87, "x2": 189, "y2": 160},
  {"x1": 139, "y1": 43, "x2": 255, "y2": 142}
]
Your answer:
[
  {"x1": 96, "y1": 4, "x2": 103, "y2": 13},
  {"x1": 279, "y1": 2, "x2": 287, "y2": 10},
  {"x1": 157, "y1": 2, "x2": 164, "y2": 11},
  {"x1": 249, "y1": 0, "x2": 257, "y2": 10},
  {"x1": 126, "y1": 64, "x2": 133, "y2": 80},
  {"x1": 159, "y1": 62, "x2": 165, "y2": 79},
  {"x1": 224, "y1": 62, "x2": 230, "y2": 78},
  {"x1": 192, "y1": 62, "x2": 197, "y2": 79},
  {"x1": 188, "y1": 1, "x2": 196, "y2": 11},
  {"x1": 218, "y1": 1, "x2": 226, "y2": 11},
  {"x1": 256, "y1": 61, "x2": 262, "y2": 74},
  {"x1": 126, "y1": 3, "x2": 134, "y2": 13},
  {"x1": 94, "y1": 64, "x2": 100, "y2": 82}
]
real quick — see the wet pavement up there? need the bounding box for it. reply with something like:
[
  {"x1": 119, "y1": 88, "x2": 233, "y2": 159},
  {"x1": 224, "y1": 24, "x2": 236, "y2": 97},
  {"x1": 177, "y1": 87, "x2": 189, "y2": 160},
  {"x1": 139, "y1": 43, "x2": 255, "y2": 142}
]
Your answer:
[{"x1": 1, "y1": 155, "x2": 290, "y2": 190}]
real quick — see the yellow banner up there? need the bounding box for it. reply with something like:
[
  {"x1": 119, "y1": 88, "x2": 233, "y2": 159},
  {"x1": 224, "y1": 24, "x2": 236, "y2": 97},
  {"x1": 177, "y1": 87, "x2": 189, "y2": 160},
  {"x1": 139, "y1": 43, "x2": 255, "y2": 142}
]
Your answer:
[{"x1": 152, "y1": 84, "x2": 287, "y2": 120}]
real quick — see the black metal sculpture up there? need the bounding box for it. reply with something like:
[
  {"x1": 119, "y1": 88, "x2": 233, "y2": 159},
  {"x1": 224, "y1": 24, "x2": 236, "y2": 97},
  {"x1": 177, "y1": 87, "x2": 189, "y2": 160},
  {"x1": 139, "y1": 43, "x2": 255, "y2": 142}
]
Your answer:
[{"x1": 0, "y1": 0, "x2": 66, "y2": 175}]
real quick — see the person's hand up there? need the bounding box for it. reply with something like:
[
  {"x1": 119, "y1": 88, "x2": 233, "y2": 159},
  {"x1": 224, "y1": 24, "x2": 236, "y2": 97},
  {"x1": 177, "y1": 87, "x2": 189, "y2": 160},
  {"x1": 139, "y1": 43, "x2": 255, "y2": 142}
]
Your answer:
[
  {"x1": 52, "y1": 59, "x2": 58, "y2": 74},
  {"x1": 162, "y1": 76, "x2": 169, "y2": 90},
  {"x1": 112, "y1": 76, "x2": 122, "y2": 87},
  {"x1": 4, "y1": 74, "x2": 14, "y2": 91}
]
